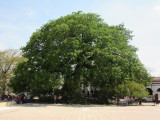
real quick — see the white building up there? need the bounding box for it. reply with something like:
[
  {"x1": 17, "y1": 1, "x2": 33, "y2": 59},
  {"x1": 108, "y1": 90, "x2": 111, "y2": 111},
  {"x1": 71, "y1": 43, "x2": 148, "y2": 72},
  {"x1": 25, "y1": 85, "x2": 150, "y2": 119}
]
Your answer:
[{"x1": 146, "y1": 77, "x2": 160, "y2": 100}]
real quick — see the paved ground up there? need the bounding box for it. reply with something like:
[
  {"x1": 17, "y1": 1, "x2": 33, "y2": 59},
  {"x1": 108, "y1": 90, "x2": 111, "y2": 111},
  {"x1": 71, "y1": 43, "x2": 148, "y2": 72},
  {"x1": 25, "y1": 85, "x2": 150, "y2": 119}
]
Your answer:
[{"x1": 0, "y1": 103, "x2": 160, "y2": 120}]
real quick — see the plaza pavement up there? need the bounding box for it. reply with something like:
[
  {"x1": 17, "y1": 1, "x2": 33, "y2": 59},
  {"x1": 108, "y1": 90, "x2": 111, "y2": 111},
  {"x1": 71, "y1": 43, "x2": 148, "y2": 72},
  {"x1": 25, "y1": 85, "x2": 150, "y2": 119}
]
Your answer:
[{"x1": 0, "y1": 102, "x2": 160, "y2": 120}]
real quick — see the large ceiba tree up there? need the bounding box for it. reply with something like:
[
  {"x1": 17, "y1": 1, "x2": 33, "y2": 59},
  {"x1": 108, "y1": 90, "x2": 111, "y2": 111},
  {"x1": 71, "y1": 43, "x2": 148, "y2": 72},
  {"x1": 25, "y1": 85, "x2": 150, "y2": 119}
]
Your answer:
[{"x1": 10, "y1": 11, "x2": 151, "y2": 103}]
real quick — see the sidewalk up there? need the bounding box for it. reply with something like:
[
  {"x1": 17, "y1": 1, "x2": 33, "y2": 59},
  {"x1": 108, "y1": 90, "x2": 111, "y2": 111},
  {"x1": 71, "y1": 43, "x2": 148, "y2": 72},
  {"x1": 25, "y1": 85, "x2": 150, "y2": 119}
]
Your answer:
[{"x1": 0, "y1": 103, "x2": 160, "y2": 120}]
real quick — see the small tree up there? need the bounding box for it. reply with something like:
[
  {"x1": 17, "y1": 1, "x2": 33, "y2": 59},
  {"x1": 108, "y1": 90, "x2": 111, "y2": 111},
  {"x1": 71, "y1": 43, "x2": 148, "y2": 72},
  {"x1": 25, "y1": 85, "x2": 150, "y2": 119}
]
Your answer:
[
  {"x1": 117, "y1": 81, "x2": 149, "y2": 105},
  {"x1": 0, "y1": 49, "x2": 24, "y2": 94}
]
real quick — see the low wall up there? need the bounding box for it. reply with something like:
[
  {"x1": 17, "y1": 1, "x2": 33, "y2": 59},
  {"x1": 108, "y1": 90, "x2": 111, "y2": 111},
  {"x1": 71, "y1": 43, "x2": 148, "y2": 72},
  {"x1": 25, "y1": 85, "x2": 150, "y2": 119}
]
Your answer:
[{"x1": 0, "y1": 101, "x2": 16, "y2": 106}]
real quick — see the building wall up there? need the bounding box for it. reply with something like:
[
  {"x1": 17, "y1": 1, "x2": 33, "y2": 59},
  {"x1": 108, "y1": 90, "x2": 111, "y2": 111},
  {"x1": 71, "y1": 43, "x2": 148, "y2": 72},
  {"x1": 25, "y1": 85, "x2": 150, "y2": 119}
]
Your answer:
[{"x1": 146, "y1": 77, "x2": 160, "y2": 99}]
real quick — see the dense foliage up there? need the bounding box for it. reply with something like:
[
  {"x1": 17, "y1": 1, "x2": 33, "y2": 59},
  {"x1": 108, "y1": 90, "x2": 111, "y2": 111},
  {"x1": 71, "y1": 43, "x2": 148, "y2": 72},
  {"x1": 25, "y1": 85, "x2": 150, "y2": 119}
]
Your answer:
[{"x1": 9, "y1": 12, "x2": 151, "y2": 103}]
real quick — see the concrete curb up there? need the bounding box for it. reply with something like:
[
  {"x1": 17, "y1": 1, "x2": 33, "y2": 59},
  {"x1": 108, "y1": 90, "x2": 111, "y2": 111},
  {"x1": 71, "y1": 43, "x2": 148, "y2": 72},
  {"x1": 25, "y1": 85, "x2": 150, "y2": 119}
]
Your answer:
[{"x1": 0, "y1": 101, "x2": 16, "y2": 107}]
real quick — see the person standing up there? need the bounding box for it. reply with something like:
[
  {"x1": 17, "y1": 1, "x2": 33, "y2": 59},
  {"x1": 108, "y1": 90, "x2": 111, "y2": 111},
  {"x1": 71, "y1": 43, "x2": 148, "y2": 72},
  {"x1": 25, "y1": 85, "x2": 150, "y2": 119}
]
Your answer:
[
  {"x1": 57, "y1": 95, "x2": 62, "y2": 103},
  {"x1": 54, "y1": 95, "x2": 57, "y2": 104}
]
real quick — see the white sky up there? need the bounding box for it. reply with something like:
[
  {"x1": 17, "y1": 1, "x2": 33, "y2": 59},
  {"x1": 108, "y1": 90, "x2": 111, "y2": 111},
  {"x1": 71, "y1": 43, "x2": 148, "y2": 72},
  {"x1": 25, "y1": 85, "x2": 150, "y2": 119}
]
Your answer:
[{"x1": 0, "y1": 0, "x2": 160, "y2": 76}]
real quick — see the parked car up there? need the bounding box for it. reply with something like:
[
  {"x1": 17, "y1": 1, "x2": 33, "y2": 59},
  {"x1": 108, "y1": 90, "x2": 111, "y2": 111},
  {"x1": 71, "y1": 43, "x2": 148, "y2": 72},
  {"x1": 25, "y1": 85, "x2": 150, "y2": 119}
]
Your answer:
[{"x1": 142, "y1": 96, "x2": 154, "y2": 102}]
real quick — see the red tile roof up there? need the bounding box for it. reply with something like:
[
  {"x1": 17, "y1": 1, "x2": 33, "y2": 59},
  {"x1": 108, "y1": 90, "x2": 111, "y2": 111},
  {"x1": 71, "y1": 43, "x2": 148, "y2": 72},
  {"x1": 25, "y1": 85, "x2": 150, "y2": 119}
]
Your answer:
[{"x1": 151, "y1": 77, "x2": 160, "y2": 83}]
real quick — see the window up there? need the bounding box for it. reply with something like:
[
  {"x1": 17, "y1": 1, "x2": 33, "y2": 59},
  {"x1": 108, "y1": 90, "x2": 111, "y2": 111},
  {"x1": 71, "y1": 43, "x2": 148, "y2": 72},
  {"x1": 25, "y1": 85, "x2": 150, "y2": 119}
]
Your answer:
[
  {"x1": 157, "y1": 88, "x2": 160, "y2": 92},
  {"x1": 146, "y1": 88, "x2": 153, "y2": 95}
]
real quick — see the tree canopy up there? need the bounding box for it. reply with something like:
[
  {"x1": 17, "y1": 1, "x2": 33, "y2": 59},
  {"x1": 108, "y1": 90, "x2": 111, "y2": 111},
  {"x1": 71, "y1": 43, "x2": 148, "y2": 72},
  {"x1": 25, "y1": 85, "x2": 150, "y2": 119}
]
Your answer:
[{"x1": 9, "y1": 11, "x2": 151, "y2": 103}]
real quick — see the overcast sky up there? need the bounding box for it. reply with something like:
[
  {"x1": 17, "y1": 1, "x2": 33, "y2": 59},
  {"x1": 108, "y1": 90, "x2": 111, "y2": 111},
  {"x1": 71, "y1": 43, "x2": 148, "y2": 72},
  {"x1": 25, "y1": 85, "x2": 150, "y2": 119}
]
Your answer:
[{"x1": 0, "y1": 0, "x2": 160, "y2": 76}]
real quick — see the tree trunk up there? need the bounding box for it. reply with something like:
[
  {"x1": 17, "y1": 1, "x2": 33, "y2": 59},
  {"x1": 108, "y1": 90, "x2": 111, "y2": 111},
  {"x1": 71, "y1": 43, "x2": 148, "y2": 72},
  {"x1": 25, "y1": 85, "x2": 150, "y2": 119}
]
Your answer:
[{"x1": 139, "y1": 99, "x2": 142, "y2": 105}]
